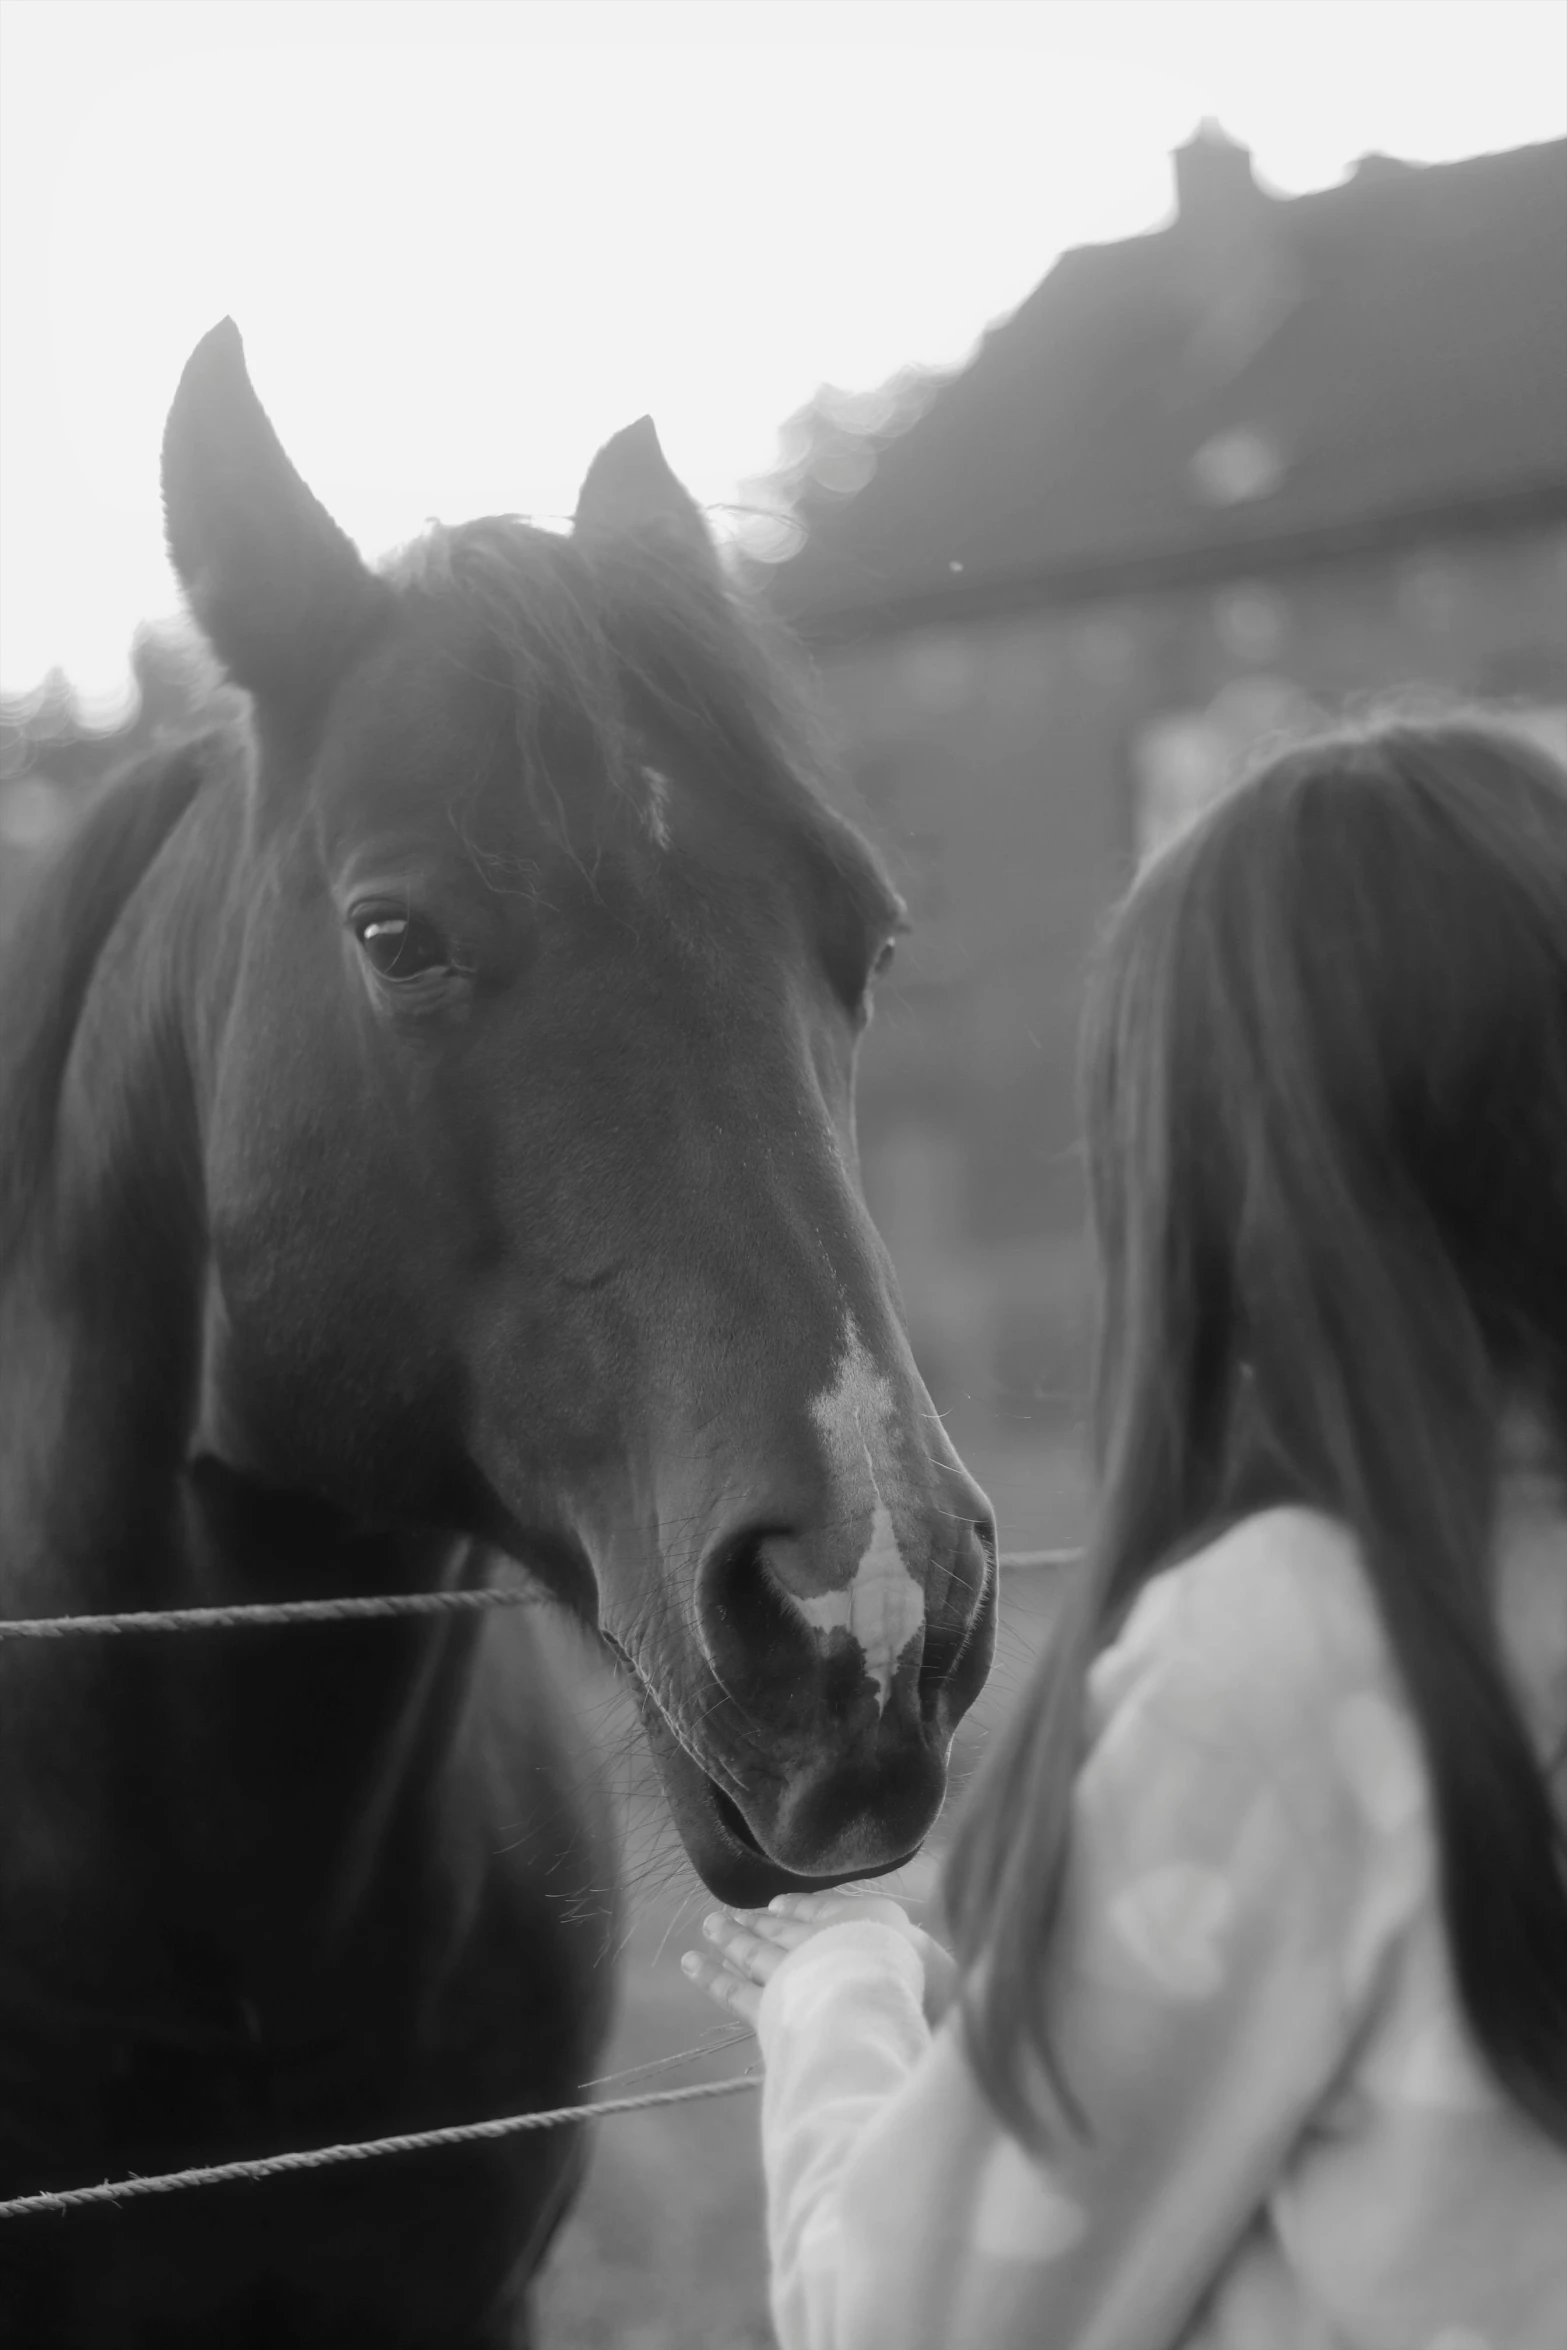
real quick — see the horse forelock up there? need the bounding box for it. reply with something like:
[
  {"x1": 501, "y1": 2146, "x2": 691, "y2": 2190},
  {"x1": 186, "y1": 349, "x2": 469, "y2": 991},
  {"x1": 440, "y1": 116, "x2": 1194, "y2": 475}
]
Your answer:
[
  {"x1": 386, "y1": 520, "x2": 635, "y2": 825},
  {"x1": 381, "y1": 517, "x2": 893, "y2": 914}
]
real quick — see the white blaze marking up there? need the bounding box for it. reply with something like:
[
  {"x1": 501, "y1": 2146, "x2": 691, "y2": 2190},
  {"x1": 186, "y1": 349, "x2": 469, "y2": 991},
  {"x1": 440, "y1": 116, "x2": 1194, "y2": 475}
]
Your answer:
[
  {"x1": 639, "y1": 764, "x2": 673, "y2": 849},
  {"x1": 795, "y1": 1322, "x2": 925, "y2": 1709}
]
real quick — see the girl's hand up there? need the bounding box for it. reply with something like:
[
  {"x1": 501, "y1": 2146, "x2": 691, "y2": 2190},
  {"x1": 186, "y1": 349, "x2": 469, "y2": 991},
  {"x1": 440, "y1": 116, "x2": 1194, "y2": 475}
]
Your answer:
[{"x1": 681, "y1": 1890, "x2": 958, "y2": 2028}]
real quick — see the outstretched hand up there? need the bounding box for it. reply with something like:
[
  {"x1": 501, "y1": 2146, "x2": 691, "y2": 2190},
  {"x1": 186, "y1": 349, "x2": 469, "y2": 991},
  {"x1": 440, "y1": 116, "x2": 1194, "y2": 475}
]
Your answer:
[{"x1": 682, "y1": 1890, "x2": 959, "y2": 2029}]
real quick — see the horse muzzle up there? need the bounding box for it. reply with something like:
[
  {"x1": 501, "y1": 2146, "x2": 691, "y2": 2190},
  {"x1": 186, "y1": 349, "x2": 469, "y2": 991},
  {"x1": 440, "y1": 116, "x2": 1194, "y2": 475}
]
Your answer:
[{"x1": 626, "y1": 1545, "x2": 997, "y2": 1903}]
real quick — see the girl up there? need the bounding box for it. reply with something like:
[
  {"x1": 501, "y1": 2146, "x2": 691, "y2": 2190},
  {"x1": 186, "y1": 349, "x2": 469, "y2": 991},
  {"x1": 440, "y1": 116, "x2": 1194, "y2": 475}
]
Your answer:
[{"x1": 684, "y1": 716, "x2": 1567, "y2": 2349}]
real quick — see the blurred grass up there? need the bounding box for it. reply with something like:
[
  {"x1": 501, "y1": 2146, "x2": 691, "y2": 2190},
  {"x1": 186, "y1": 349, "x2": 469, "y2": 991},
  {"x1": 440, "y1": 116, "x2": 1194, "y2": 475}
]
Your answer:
[{"x1": 537, "y1": 1432, "x2": 1088, "y2": 2349}]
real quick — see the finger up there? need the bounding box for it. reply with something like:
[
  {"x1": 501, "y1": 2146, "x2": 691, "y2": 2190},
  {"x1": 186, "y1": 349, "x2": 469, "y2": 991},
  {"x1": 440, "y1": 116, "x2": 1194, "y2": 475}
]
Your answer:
[
  {"x1": 715, "y1": 1909, "x2": 811, "y2": 1951},
  {"x1": 680, "y1": 1951, "x2": 761, "y2": 2026},
  {"x1": 803, "y1": 1892, "x2": 912, "y2": 1932},
  {"x1": 766, "y1": 1892, "x2": 866, "y2": 1927},
  {"x1": 701, "y1": 1916, "x2": 785, "y2": 1982},
  {"x1": 769, "y1": 1883, "x2": 885, "y2": 1914},
  {"x1": 764, "y1": 1892, "x2": 833, "y2": 1922}
]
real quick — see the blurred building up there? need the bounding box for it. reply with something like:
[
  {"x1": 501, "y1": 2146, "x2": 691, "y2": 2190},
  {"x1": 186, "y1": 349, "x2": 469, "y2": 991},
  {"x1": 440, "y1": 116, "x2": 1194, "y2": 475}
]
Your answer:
[{"x1": 762, "y1": 127, "x2": 1567, "y2": 1453}]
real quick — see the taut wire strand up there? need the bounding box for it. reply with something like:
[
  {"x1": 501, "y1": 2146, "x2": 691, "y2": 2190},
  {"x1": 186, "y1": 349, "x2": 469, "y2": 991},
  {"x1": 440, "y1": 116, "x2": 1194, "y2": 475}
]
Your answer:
[
  {"x1": 0, "y1": 1585, "x2": 547, "y2": 1641},
  {"x1": 0, "y1": 2074, "x2": 762, "y2": 2219},
  {"x1": 0, "y1": 1551, "x2": 1079, "y2": 1642}
]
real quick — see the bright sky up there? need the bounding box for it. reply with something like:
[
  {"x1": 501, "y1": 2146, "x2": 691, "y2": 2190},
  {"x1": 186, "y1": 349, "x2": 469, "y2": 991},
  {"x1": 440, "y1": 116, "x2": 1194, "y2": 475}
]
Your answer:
[{"x1": 3, "y1": 0, "x2": 1564, "y2": 712}]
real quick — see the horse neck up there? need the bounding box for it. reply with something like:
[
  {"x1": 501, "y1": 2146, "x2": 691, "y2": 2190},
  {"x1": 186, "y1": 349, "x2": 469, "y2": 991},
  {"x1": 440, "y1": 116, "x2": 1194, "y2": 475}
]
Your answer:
[
  {"x1": 0, "y1": 745, "x2": 218, "y2": 1617},
  {"x1": 0, "y1": 748, "x2": 486, "y2": 1956}
]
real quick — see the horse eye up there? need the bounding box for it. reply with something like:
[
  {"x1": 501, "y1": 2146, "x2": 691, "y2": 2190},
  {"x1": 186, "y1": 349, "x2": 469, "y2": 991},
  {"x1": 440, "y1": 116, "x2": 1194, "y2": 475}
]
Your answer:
[{"x1": 352, "y1": 908, "x2": 451, "y2": 982}]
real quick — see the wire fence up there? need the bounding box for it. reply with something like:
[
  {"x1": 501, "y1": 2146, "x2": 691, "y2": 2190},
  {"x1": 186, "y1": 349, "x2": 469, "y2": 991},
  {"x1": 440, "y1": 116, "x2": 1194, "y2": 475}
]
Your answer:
[
  {"x1": 0, "y1": 1551, "x2": 1076, "y2": 1642},
  {"x1": 0, "y1": 2077, "x2": 763, "y2": 2221},
  {"x1": 0, "y1": 1545, "x2": 1077, "y2": 2218},
  {"x1": 0, "y1": 1583, "x2": 548, "y2": 1641}
]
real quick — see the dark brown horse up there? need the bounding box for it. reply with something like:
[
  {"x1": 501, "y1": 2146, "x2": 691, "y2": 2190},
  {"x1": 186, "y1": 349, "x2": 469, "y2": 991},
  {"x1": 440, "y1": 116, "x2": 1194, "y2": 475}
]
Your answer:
[{"x1": 0, "y1": 323, "x2": 995, "y2": 2347}]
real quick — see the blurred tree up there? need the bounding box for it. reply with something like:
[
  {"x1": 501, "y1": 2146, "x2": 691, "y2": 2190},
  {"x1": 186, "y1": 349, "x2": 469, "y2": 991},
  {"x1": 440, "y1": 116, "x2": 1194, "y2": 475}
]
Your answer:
[
  {"x1": 734, "y1": 369, "x2": 940, "y2": 574},
  {"x1": 0, "y1": 628, "x2": 233, "y2": 865}
]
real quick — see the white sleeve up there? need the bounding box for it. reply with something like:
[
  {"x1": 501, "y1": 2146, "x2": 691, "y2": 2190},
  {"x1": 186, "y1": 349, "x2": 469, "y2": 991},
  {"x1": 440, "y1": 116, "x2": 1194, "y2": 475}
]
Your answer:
[{"x1": 756, "y1": 1636, "x2": 1379, "y2": 2350}]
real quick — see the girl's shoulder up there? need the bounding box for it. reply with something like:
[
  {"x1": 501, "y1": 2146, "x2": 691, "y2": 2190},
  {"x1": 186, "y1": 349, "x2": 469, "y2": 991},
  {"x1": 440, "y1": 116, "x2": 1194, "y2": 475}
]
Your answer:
[
  {"x1": 1108, "y1": 1506, "x2": 1383, "y2": 1693},
  {"x1": 1088, "y1": 1509, "x2": 1416, "y2": 1833}
]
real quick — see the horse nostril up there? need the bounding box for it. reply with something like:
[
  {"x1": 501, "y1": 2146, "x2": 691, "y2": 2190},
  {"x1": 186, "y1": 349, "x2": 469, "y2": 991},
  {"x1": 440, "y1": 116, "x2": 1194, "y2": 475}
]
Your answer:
[
  {"x1": 750, "y1": 1528, "x2": 846, "y2": 1623},
  {"x1": 701, "y1": 1515, "x2": 932, "y2": 1717},
  {"x1": 698, "y1": 1524, "x2": 817, "y2": 1673},
  {"x1": 976, "y1": 1512, "x2": 998, "y2": 1588},
  {"x1": 697, "y1": 1492, "x2": 994, "y2": 1710},
  {"x1": 920, "y1": 1515, "x2": 996, "y2": 1680}
]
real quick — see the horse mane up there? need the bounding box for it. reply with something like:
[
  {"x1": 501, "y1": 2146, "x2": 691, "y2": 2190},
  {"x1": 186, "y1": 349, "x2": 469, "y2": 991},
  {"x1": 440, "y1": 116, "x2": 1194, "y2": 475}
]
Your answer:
[
  {"x1": 387, "y1": 517, "x2": 892, "y2": 909},
  {"x1": 0, "y1": 737, "x2": 217, "y2": 1266}
]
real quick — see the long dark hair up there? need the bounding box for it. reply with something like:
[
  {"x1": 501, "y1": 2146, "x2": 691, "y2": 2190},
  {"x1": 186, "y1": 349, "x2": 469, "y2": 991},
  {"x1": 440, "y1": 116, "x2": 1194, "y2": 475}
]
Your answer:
[{"x1": 943, "y1": 714, "x2": 1567, "y2": 2148}]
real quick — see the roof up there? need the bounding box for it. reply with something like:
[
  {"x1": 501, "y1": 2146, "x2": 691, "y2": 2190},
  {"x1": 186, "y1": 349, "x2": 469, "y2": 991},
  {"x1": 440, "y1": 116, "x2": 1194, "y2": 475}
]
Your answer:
[{"x1": 764, "y1": 135, "x2": 1567, "y2": 640}]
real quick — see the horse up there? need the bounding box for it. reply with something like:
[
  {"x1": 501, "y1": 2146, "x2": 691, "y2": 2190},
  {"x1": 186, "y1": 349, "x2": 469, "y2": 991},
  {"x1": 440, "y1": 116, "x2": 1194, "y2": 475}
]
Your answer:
[{"x1": 0, "y1": 321, "x2": 997, "y2": 2348}]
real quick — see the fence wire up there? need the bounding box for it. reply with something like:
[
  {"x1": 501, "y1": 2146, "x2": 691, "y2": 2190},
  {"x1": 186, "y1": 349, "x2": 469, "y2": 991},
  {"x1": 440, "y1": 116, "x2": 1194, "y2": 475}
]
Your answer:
[
  {"x1": 0, "y1": 2075, "x2": 763, "y2": 2220},
  {"x1": 0, "y1": 1550, "x2": 1075, "y2": 1642},
  {"x1": 0, "y1": 1544, "x2": 1076, "y2": 2215}
]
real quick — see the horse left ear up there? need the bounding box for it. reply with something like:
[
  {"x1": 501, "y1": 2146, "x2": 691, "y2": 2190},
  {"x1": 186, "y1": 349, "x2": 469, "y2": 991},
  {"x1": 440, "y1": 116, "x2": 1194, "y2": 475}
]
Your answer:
[
  {"x1": 162, "y1": 319, "x2": 389, "y2": 708},
  {"x1": 572, "y1": 418, "x2": 720, "y2": 575}
]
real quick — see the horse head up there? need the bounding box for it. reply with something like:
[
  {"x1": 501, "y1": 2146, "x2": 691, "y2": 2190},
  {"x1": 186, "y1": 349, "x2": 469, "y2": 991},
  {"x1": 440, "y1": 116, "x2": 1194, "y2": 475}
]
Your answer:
[{"x1": 163, "y1": 322, "x2": 996, "y2": 1904}]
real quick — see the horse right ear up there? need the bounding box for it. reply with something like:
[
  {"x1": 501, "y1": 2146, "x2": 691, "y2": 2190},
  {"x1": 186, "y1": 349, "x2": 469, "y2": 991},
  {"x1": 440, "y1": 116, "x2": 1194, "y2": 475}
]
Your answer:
[{"x1": 162, "y1": 321, "x2": 389, "y2": 708}]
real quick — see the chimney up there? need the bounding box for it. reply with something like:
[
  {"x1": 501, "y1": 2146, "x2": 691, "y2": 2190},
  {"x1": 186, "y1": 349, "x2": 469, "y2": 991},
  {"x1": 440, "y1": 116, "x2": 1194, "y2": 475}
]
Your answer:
[
  {"x1": 1174, "y1": 119, "x2": 1261, "y2": 232},
  {"x1": 1170, "y1": 120, "x2": 1293, "y2": 381}
]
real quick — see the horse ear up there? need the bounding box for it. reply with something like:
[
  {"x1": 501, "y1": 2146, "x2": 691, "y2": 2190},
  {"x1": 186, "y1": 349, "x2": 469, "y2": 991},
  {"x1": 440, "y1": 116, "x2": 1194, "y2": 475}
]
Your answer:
[
  {"x1": 572, "y1": 417, "x2": 720, "y2": 574},
  {"x1": 162, "y1": 320, "x2": 388, "y2": 706}
]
